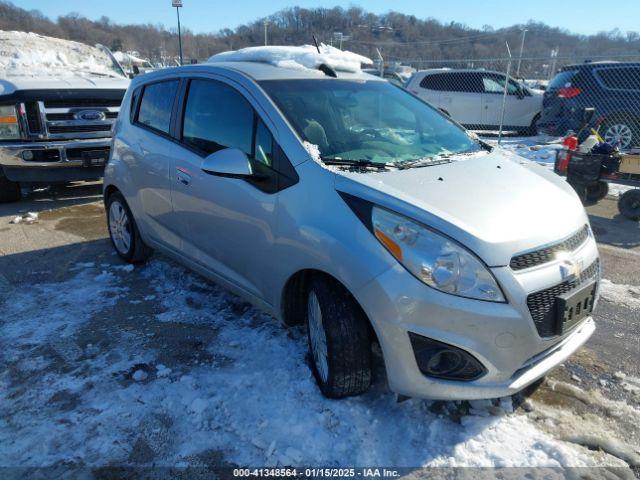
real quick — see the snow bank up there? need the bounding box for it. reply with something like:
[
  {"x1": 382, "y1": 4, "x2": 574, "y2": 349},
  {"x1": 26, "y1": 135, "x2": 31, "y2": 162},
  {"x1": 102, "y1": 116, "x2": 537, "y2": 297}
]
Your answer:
[
  {"x1": 0, "y1": 30, "x2": 125, "y2": 79},
  {"x1": 208, "y1": 44, "x2": 373, "y2": 74}
]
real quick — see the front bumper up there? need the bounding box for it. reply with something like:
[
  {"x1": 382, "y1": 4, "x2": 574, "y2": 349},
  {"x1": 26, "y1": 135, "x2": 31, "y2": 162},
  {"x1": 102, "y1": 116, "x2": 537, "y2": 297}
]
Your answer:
[
  {"x1": 355, "y1": 235, "x2": 599, "y2": 400},
  {"x1": 0, "y1": 139, "x2": 110, "y2": 183}
]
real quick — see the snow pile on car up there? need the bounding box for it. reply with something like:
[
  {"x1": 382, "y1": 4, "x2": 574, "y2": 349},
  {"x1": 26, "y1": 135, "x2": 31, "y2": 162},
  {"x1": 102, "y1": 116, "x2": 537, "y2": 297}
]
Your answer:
[
  {"x1": 208, "y1": 44, "x2": 373, "y2": 73},
  {"x1": 0, "y1": 30, "x2": 124, "y2": 79}
]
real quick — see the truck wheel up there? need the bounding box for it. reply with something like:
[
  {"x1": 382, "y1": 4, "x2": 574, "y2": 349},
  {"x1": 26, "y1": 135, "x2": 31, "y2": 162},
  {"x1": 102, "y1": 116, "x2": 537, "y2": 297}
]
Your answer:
[
  {"x1": 618, "y1": 190, "x2": 640, "y2": 221},
  {"x1": 585, "y1": 181, "x2": 609, "y2": 203},
  {"x1": 106, "y1": 191, "x2": 152, "y2": 263},
  {"x1": 306, "y1": 276, "x2": 372, "y2": 398},
  {"x1": 0, "y1": 168, "x2": 21, "y2": 203}
]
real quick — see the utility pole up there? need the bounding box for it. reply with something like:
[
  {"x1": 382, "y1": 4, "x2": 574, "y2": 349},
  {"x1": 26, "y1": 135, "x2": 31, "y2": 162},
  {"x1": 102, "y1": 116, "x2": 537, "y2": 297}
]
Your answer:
[
  {"x1": 172, "y1": 0, "x2": 184, "y2": 66},
  {"x1": 263, "y1": 20, "x2": 269, "y2": 46},
  {"x1": 516, "y1": 28, "x2": 527, "y2": 78}
]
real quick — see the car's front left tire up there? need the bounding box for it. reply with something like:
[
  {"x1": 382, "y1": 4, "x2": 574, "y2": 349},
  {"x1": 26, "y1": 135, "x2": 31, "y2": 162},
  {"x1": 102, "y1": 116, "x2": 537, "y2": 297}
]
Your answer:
[
  {"x1": 306, "y1": 276, "x2": 372, "y2": 398},
  {"x1": 106, "y1": 191, "x2": 152, "y2": 263}
]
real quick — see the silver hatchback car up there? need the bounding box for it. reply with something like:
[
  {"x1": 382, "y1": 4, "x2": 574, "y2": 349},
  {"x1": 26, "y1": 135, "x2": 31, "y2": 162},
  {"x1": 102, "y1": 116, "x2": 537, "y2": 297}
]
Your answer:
[{"x1": 104, "y1": 59, "x2": 600, "y2": 400}]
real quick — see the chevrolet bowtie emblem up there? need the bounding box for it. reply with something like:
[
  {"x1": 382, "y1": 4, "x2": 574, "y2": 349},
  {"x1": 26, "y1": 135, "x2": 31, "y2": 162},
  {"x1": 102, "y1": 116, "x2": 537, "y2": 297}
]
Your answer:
[{"x1": 557, "y1": 251, "x2": 583, "y2": 281}]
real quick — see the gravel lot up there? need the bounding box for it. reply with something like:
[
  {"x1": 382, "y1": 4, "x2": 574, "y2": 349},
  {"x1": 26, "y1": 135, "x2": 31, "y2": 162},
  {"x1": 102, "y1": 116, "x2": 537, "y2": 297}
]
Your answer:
[{"x1": 0, "y1": 182, "x2": 638, "y2": 475}]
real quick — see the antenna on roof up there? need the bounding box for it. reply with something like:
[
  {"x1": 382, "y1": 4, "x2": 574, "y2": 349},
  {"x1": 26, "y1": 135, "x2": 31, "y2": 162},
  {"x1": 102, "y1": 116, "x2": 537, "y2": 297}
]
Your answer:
[{"x1": 312, "y1": 35, "x2": 321, "y2": 54}]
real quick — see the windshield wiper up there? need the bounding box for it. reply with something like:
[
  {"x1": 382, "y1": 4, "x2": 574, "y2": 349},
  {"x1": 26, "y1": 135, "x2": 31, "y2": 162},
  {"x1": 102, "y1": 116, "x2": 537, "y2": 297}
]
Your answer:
[
  {"x1": 322, "y1": 158, "x2": 395, "y2": 170},
  {"x1": 396, "y1": 150, "x2": 483, "y2": 170}
]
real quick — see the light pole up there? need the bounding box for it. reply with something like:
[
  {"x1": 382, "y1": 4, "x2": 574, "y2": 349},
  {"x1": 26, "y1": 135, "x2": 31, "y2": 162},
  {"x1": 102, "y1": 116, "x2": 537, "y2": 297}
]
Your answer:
[
  {"x1": 172, "y1": 0, "x2": 184, "y2": 66},
  {"x1": 516, "y1": 28, "x2": 527, "y2": 78},
  {"x1": 263, "y1": 20, "x2": 269, "y2": 46}
]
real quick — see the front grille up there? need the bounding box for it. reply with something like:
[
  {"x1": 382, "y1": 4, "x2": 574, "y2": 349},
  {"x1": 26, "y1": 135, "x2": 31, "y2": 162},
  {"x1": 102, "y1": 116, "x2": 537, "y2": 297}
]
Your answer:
[
  {"x1": 25, "y1": 102, "x2": 43, "y2": 134},
  {"x1": 510, "y1": 225, "x2": 590, "y2": 271},
  {"x1": 526, "y1": 259, "x2": 599, "y2": 337},
  {"x1": 48, "y1": 124, "x2": 111, "y2": 134},
  {"x1": 43, "y1": 98, "x2": 122, "y2": 108},
  {"x1": 46, "y1": 112, "x2": 117, "y2": 121}
]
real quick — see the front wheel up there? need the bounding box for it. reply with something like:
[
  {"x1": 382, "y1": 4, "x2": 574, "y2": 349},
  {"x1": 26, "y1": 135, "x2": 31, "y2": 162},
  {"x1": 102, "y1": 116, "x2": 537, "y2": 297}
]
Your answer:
[
  {"x1": 618, "y1": 189, "x2": 640, "y2": 221},
  {"x1": 306, "y1": 277, "x2": 372, "y2": 398},
  {"x1": 106, "y1": 192, "x2": 152, "y2": 263},
  {"x1": 0, "y1": 168, "x2": 21, "y2": 203}
]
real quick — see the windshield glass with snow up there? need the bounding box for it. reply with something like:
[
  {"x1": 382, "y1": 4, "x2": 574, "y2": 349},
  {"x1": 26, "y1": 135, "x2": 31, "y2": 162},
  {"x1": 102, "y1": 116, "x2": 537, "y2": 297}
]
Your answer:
[
  {"x1": 0, "y1": 31, "x2": 125, "y2": 78},
  {"x1": 260, "y1": 79, "x2": 481, "y2": 166}
]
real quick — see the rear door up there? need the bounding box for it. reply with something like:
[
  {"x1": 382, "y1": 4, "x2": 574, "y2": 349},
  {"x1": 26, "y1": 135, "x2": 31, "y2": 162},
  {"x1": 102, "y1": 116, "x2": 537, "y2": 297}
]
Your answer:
[
  {"x1": 128, "y1": 79, "x2": 184, "y2": 249},
  {"x1": 170, "y1": 77, "x2": 297, "y2": 300},
  {"x1": 438, "y1": 72, "x2": 483, "y2": 128}
]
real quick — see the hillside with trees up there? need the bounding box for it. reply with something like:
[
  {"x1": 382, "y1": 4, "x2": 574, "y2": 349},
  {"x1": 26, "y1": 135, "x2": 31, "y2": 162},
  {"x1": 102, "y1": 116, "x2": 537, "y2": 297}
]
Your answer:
[{"x1": 2, "y1": 0, "x2": 639, "y2": 76}]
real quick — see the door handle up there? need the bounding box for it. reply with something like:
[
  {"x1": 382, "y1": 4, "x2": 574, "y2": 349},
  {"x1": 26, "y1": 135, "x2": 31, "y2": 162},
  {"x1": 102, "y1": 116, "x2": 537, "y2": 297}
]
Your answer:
[{"x1": 176, "y1": 167, "x2": 192, "y2": 186}]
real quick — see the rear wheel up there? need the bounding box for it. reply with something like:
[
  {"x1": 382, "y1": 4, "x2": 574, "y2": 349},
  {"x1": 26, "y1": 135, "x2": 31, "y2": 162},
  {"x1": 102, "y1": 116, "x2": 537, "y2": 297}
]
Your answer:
[
  {"x1": 601, "y1": 117, "x2": 638, "y2": 150},
  {"x1": 523, "y1": 113, "x2": 540, "y2": 136},
  {"x1": 106, "y1": 192, "x2": 152, "y2": 263},
  {"x1": 0, "y1": 168, "x2": 21, "y2": 203},
  {"x1": 618, "y1": 189, "x2": 640, "y2": 221},
  {"x1": 306, "y1": 277, "x2": 372, "y2": 398}
]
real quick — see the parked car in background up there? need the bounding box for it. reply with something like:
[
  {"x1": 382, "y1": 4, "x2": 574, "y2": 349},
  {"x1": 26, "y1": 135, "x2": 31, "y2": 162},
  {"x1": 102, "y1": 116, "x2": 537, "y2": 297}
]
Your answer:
[
  {"x1": 406, "y1": 69, "x2": 543, "y2": 134},
  {"x1": 104, "y1": 48, "x2": 599, "y2": 401},
  {"x1": 538, "y1": 62, "x2": 640, "y2": 150},
  {"x1": 0, "y1": 31, "x2": 129, "y2": 202}
]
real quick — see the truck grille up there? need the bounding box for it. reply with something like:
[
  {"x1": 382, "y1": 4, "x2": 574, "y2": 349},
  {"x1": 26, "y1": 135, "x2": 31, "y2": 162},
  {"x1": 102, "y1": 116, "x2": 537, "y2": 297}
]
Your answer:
[
  {"x1": 18, "y1": 94, "x2": 123, "y2": 141},
  {"x1": 526, "y1": 259, "x2": 599, "y2": 337},
  {"x1": 510, "y1": 225, "x2": 590, "y2": 271}
]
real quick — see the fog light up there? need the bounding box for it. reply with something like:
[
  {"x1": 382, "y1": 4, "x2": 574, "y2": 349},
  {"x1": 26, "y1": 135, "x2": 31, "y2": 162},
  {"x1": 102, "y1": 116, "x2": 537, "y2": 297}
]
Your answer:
[
  {"x1": 22, "y1": 150, "x2": 34, "y2": 161},
  {"x1": 409, "y1": 332, "x2": 486, "y2": 381}
]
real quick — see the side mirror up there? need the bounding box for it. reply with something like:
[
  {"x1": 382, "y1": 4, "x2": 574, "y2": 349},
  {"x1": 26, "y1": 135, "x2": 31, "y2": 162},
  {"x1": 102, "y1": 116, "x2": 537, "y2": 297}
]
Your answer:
[{"x1": 201, "y1": 148, "x2": 253, "y2": 178}]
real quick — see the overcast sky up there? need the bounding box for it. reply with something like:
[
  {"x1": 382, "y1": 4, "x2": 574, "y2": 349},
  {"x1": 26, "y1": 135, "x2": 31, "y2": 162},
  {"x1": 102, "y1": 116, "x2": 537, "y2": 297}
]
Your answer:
[{"x1": 17, "y1": 0, "x2": 640, "y2": 36}]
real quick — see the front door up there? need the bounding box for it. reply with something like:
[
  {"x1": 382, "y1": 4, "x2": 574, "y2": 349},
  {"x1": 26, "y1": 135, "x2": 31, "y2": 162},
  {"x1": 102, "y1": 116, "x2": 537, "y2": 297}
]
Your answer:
[
  {"x1": 170, "y1": 77, "x2": 287, "y2": 300},
  {"x1": 481, "y1": 73, "x2": 532, "y2": 128}
]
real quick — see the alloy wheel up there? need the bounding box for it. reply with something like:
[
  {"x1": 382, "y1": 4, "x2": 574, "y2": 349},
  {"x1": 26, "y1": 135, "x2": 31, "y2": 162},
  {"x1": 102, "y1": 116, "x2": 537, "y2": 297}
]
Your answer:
[
  {"x1": 109, "y1": 200, "x2": 132, "y2": 255},
  {"x1": 603, "y1": 123, "x2": 633, "y2": 150}
]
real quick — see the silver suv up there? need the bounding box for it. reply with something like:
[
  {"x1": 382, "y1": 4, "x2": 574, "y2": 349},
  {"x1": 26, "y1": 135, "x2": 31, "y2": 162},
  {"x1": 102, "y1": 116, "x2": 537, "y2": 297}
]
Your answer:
[{"x1": 104, "y1": 58, "x2": 599, "y2": 400}]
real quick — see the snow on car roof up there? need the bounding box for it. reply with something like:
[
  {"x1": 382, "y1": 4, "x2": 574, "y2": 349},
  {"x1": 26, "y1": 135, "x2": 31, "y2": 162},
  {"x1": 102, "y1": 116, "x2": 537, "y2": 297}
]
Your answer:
[
  {"x1": 0, "y1": 30, "x2": 126, "y2": 80},
  {"x1": 207, "y1": 44, "x2": 373, "y2": 75}
]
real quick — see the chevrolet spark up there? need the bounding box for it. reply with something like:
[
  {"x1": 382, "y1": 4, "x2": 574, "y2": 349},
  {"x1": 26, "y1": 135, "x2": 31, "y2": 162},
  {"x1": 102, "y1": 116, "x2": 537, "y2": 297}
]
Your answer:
[{"x1": 103, "y1": 58, "x2": 600, "y2": 400}]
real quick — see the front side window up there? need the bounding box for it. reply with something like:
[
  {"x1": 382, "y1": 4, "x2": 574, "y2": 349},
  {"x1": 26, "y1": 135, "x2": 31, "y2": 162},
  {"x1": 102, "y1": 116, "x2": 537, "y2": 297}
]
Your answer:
[
  {"x1": 182, "y1": 79, "x2": 253, "y2": 155},
  {"x1": 482, "y1": 74, "x2": 520, "y2": 95},
  {"x1": 261, "y1": 79, "x2": 481, "y2": 166},
  {"x1": 137, "y1": 80, "x2": 179, "y2": 134}
]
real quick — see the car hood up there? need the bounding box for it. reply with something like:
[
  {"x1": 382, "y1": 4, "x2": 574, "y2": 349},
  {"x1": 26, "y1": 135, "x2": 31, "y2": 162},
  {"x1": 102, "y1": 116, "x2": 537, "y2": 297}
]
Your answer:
[
  {"x1": 0, "y1": 76, "x2": 130, "y2": 96},
  {"x1": 333, "y1": 149, "x2": 588, "y2": 267}
]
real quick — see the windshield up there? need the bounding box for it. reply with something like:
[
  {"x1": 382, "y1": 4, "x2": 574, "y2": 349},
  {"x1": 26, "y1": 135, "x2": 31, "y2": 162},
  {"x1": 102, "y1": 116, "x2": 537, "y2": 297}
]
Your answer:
[
  {"x1": 0, "y1": 31, "x2": 125, "y2": 78},
  {"x1": 260, "y1": 79, "x2": 481, "y2": 166}
]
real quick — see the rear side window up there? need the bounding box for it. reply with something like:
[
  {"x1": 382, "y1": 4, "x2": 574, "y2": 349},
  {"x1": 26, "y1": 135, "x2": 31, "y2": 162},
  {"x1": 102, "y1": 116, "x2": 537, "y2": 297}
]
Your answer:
[
  {"x1": 596, "y1": 67, "x2": 640, "y2": 91},
  {"x1": 549, "y1": 70, "x2": 577, "y2": 90},
  {"x1": 421, "y1": 72, "x2": 482, "y2": 93},
  {"x1": 136, "y1": 80, "x2": 179, "y2": 134},
  {"x1": 182, "y1": 79, "x2": 253, "y2": 155}
]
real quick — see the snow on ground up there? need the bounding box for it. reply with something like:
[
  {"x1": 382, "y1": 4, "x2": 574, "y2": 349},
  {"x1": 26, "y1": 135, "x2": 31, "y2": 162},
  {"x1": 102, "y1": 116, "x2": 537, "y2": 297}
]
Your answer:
[
  {"x1": 600, "y1": 279, "x2": 640, "y2": 310},
  {"x1": 490, "y1": 136, "x2": 635, "y2": 198},
  {"x1": 0, "y1": 30, "x2": 125, "y2": 80},
  {"x1": 0, "y1": 258, "x2": 626, "y2": 468},
  {"x1": 208, "y1": 44, "x2": 372, "y2": 73}
]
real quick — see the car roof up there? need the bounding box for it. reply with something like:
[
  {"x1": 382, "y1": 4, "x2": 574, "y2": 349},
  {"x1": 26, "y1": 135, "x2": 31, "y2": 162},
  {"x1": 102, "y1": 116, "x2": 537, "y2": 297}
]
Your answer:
[
  {"x1": 560, "y1": 62, "x2": 640, "y2": 71},
  {"x1": 415, "y1": 68, "x2": 504, "y2": 75},
  {"x1": 131, "y1": 61, "x2": 384, "y2": 85}
]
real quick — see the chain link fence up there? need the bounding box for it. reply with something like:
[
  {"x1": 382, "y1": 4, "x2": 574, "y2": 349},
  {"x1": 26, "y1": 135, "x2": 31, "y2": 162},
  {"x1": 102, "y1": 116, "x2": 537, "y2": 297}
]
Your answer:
[{"x1": 393, "y1": 52, "x2": 640, "y2": 150}]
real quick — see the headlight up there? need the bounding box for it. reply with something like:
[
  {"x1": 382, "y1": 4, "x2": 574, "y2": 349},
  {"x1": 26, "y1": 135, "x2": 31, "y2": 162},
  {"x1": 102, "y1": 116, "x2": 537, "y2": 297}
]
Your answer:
[
  {"x1": 371, "y1": 206, "x2": 505, "y2": 302},
  {"x1": 0, "y1": 105, "x2": 20, "y2": 140}
]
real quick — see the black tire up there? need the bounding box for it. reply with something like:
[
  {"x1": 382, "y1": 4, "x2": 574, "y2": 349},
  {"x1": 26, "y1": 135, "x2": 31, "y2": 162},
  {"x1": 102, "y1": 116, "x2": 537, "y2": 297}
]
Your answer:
[
  {"x1": 585, "y1": 181, "x2": 609, "y2": 203},
  {"x1": 600, "y1": 116, "x2": 639, "y2": 150},
  {"x1": 524, "y1": 113, "x2": 540, "y2": 136},
  {"x1": 618, "y1": 189, "x2": 640, "y2": 221},
  {"x1": 306, "y1": 276, "x2": 372, "y2": 398},
  {"x1": 0, "y1": 168, "x2": 21, "y2": 203},
  {"x1": 106, "y1": 191, "x2": 152, "y2": 263}
]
